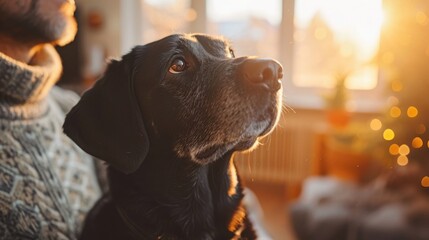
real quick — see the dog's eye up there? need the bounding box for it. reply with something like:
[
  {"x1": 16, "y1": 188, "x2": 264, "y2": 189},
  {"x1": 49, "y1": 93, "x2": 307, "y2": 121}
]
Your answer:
[
  {"x1": 229, "y1": 48, "x2": 235, "y2": 58},
  {"x1": 169, "y1": 58, "x2": 187, "y2": 74}
]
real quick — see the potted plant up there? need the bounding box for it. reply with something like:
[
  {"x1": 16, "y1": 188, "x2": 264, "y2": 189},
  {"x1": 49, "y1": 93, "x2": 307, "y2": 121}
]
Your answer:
[{"x1": 324, "y1": 73, "x2": 350, "y2": 128}]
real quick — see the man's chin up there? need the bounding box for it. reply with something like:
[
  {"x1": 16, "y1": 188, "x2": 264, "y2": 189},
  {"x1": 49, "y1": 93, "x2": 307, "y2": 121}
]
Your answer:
[{"x1": 53, "y1": 18, "x2": 77, "y2": 46}]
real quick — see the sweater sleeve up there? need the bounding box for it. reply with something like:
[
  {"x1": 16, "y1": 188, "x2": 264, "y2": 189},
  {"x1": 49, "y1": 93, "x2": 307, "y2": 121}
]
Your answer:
[{"x1": 49, "y1": 86, "x2": 80, "y2": 114}]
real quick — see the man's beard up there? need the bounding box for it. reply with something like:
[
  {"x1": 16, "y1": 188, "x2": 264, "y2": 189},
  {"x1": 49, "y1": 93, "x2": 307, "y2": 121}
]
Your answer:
[{"x1": 0, "y1": 2, "x2": 77, "y2": 46}]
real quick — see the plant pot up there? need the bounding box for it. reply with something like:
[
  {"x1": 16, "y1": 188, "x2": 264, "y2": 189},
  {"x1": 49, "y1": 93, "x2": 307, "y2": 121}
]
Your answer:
[{"x1": 326, "y1": 109, "x2": 350, "y2": 128}]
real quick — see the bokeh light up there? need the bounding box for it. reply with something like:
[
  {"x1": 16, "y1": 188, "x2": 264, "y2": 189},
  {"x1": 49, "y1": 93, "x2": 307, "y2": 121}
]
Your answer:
[
  {"x1": 370, "y1": 118, "x2": 382, "y2": 131},
  {"x1": 397, "y1": 155, "x2": 408, "y2": 166},
  {"x1": 412, "y1": 137, "x2": 423, "y2": 148},
  {"x1": 391, "y1": 80, "x2": 403, "y2": 92},
  {"x1": 383, "y1": 129, "x2": 395, "y2": 140},
  {"x1": 421, "y1": 176, "x2": 429, "y2": 188},
  {"x1": 407, "y1": 106, "x2": 418, "y2": 118},
  {"x1": 398, "y1": 144, "x2": 410, "y2": 155},
  {"x1": 390, "y1": 106, "x2": 401, "y2": 118},
  {"x1": 389, "y1": 144, "x2": 399, "y2": 155},
  {"x1": 387, "y1": 96, "x2": 399, "y2": 106}
]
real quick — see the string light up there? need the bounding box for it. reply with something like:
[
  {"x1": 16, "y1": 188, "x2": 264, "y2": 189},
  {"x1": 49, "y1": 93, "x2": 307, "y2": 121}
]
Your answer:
[
  {"x1": 389, "y1": 144, "x2": 399, "y2": 155},
  {"x1": 387, "y1": 96, "x2": 399, "y2": 106},
  {"x1": 422, "y1": 176, "x2": 429, "y2": 188},
  {"x1": 377, "y1": 6, "x2": 429, "y2": 180},
  {"x1": 398, "y1": 144, "x2": 410, "y2": 155},
  {"x1": 397, "y1": 155, "x2": 408, "y2": 166},
  {"x1": 412, "y1": 137, "x2": 423, "y2": 148},
  {"x1": 383, "y1": 129, "x2": 395, "y2": 141},
  {"x1": 391, "y1": 80, "x2": 403, "y2": 92},
  {"x1": 407, "y1": 106, "x2": 418, "y2": 118},
  {"x1": 390, "y1": 106, "x2": 401, "y2": 118},
  {"x1": 370, "y1": 118, "x2": 382, "y2": 131}
]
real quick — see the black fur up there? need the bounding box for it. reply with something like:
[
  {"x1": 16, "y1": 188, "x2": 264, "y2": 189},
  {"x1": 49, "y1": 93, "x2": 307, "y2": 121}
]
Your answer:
[{"x1": 63, "y1": 33, "x2": 283, "y2": 239}]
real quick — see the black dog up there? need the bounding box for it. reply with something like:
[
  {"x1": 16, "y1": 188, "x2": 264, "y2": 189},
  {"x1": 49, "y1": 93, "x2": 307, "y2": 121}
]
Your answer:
[{"x1": 63, "y1": 33, "x2": 283, "y2": 240}]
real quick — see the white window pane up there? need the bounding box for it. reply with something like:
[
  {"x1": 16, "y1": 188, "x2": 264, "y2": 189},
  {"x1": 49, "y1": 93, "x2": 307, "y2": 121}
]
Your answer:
[
  {"x1": 293, "y1": 0, "x2": 384, "y2": 90},
  {"x1": 207, "y1": 0, "x2": 281, "y2": 25},
  {"x1": 207, "y1": 0, "x2": 281, "y2": 59},
  {"x1": 142, "y1": 0, "x2": 192, "y2": 43}
]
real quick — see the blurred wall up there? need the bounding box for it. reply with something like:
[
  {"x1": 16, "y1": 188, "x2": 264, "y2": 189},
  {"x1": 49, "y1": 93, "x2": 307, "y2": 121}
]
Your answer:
[{"x1": 76, "y1": 0, "x2": 145, "y2": 81}]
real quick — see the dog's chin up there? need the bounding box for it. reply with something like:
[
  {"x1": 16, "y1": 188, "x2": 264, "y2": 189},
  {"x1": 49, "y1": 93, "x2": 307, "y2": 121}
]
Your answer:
[
  {"x1": 233, "y1": 119, "x2": 275, "y2": 153},
  {"x1": 191, "y1": 141, "x2": 257, "y2": 165},
  {"x1": 245, "y1": 101, "x2": 281, "y2": 139},
  {"x1": 190, "y1": 121, "x2": 275, "y2": 165},
  {"x1": 234, "y1": 138, "x2": 259, "y2": 151},
  {"x1": 191, "y1": 143, "x2": 232, "y2": 165}
]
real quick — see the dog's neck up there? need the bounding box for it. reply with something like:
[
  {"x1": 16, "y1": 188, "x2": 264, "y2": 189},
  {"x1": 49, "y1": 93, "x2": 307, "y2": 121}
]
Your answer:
[{"x1": 108, "y1": 148, "x2": 245, "y2": 239}]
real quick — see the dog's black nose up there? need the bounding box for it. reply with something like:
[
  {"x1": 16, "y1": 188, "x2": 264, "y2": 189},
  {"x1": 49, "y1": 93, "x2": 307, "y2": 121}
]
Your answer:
[{"x1": 239, "y1": 58, "x2": 283, "y2": 92}]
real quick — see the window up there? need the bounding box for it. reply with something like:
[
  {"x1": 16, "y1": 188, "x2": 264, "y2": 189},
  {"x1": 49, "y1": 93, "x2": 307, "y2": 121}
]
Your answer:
[
  {"x1": 141, "y1": 0, "x2": 192, "y2": 43},
  {"x1": 206, "y1": 0, "x2": 281, "y2": 60},
  {"x1": 293, "y1": 0, "x2": 384, "y2": 90}
]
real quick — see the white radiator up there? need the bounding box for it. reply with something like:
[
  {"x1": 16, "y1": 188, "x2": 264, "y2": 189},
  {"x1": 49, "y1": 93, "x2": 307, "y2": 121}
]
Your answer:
[{"x1": 234, "y1": 116, "x2": 319, "y2": 183}]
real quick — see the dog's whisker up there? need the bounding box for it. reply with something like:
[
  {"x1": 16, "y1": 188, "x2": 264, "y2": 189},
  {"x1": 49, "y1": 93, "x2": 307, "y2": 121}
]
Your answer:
[
  {"x1": 282, "y1": 95, "x2": 296, "y2": 113},
  {"x1": 281, "y1": 105, "x2": 289, "y2": 114},
  {"x1": 286, "y1": 103, "x2": 295, "y2": 112},
  {"x1": 268, "y1": 134, "x2": 274, "y2": 147},
  {"x1": 281, "y1": 106, "x2": 290, "y2": 116},
  {"x1": 281, "y1": 103, "x2": 296, "y2": 114},
  {"x1": 246, "y1": 158, "x2": 253, "y2": 180}
]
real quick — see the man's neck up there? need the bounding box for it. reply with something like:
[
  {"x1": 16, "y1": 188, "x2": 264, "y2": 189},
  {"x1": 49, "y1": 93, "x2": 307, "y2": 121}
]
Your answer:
[{"x1": 0, "y1": 35, "x2": 42, "y2": 64}]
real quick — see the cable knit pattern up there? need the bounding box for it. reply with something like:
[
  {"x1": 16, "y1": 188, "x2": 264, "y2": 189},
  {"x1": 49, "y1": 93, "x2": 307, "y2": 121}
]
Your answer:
[{"x1": 0, "y1": 45, "x2": 101, "y2": 239}]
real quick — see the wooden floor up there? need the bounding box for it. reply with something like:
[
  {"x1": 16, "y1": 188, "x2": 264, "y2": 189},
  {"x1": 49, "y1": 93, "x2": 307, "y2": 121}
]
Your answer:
[{"x1": 245, "y1": 180, "x2": 299, "y2": 240}]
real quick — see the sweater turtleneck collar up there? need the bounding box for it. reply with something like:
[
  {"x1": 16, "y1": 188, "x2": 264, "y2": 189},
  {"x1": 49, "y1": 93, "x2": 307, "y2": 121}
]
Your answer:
[{"x1": 0, "y1": 44, "x2": 62, "y2": 119}]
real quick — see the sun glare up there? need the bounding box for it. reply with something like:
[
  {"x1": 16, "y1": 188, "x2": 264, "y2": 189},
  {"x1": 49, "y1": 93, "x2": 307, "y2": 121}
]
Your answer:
[
  {"x1": 295, "y1": 0, "x2": 385, "y2": 89},
  {"x1": 208, "y1": 0, "x2": 281, "y2": 25},
  {"x1": 296, "y1": 0, "x2": 384, "y2": 61}
]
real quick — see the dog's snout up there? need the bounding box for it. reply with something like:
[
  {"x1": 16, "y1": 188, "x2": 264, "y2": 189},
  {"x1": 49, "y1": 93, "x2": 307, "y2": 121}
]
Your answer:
[{"x1": 239, "y1": 59, "x2": 283, "y2": 92}]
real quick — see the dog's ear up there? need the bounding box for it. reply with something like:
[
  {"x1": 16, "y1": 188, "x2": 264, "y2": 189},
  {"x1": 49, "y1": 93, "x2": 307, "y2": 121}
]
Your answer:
[{"x1": 63, "y1": 55, "x2": 149, "y2": 174}]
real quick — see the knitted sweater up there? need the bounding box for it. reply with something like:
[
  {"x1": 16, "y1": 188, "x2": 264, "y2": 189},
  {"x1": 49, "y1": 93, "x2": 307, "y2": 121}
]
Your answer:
[{"x1": 0, "y1": 45, "x2": 101, "y2": 239}]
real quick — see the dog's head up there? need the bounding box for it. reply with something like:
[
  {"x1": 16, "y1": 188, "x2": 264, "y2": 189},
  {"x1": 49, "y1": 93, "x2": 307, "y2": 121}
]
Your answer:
[{"x1": 63, "y1": 34, "x2": 283, "y2": 174}]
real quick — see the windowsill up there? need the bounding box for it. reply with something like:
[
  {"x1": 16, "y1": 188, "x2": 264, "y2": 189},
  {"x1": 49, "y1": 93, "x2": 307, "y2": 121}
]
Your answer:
[{"x1": 284, "y1": 93, "x2": 386, "y2": 115}]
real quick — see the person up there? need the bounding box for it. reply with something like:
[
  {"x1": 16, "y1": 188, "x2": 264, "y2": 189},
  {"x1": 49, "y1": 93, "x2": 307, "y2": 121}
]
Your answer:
[{"x1": 0, "y1": 0, "x2": 101, "y2": 239}]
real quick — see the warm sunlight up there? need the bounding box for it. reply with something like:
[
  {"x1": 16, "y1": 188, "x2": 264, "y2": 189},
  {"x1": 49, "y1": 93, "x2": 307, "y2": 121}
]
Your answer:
[
  {"x1": 294, "y1": 0, "x2": 385, "y2": 89},
  {"x1": 296, "y1": 0, "x2": 384, "y2": 62},
  {"x1": 207, "y1": 0, "x2": 281, "y2": 25}
]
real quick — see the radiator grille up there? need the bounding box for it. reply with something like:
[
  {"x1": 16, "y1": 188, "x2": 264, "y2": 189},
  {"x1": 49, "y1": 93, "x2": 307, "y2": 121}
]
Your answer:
[{"x1": 234, "y1": 118, "x2": 316, "y2": 183}]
